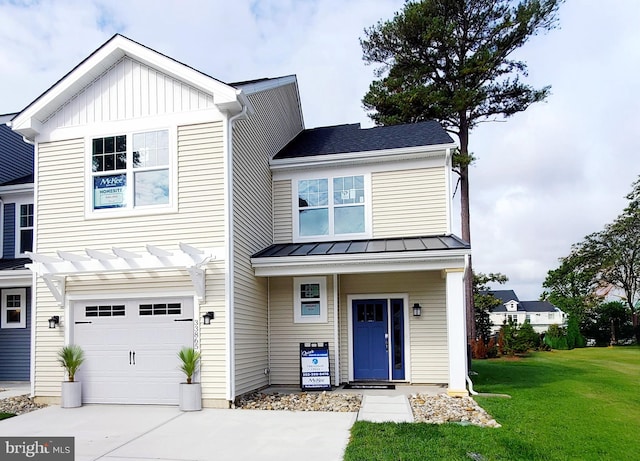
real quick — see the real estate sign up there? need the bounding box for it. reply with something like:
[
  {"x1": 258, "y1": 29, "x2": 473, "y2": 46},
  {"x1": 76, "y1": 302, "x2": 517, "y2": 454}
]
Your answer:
[{"x1": 300, "y1": 342, "x2": 331, "y2": 391}]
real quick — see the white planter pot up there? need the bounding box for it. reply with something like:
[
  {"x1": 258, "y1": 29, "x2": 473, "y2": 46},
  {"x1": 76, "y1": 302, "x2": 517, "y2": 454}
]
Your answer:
[
  {"x1": 179, "y1": 383, "x2": 202, "y2": 411},
  {"x1": 61, "y1": 381, "x2": 82, "y2": 408}
]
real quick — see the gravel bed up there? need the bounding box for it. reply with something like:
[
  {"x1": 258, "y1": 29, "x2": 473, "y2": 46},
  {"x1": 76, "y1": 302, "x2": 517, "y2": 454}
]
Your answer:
[
  {"x1": 236, "y1": 390, "x2": 499, "y2": 428},
  {"x1": 410, "y1": 393, "x2": 501, "y2": 427},
  {"x1": 0, "y1": 394, "x2": 47, "y2": 416},
  {"x1": 236, "y1": 391, "x2": 361, "y2": 412}
]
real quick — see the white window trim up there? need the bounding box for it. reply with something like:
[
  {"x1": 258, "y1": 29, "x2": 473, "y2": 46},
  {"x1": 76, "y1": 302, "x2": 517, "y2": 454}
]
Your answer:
[
  {"x1": 293, "y1": 277, "x2": 327, "y2": 324},
  {"x1": 84, "y1": 125, "x2": 178, "y2": 219},
  {"x1": 13, "y1": 199, "x2": 33, "y2": 258},
  {"x1": 1, "y1": 288, "x2": 27, "y2": 329},
  {"x1": 293, "y1": 172, "x2": 372, "y2": 242}
]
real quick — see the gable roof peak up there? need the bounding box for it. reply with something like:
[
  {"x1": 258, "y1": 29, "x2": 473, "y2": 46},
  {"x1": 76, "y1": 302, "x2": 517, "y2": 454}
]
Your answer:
[{"x1": 11, "y1": 35, "x2": 248, "y2": 140}]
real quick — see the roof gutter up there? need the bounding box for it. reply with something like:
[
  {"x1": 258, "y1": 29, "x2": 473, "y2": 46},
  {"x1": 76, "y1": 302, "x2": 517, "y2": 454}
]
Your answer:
[{"x1": 270, "y1": 143, "x2": 457, "y2": 171}]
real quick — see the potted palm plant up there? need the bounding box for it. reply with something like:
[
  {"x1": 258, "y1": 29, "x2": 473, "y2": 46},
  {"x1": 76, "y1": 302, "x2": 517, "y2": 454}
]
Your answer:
[
  {"x1": 178, "y1": 346, "x2": 202, "y2": 411},
  {"x1": 57, "y1": 344, "x2": 85, "y2": 408}
]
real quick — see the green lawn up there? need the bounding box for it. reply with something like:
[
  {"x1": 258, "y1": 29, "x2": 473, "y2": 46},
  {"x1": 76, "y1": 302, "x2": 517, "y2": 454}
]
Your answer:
[
  {"x1": 344, "y1": 347, "x2": 640, "y2": 461},
  {"x1": 0, "y1": 413, "x2": 14, "y2": 420}
]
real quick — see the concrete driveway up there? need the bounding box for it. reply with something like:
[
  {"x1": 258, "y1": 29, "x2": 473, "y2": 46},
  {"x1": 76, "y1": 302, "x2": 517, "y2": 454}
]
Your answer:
[{"x1": 0, "y1": 404, "x2": 356, "y2": 461}]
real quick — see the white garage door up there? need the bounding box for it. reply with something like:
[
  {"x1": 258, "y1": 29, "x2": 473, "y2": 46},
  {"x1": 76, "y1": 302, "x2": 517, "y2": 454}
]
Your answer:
[{"x1": 73, "y1": 297, "x2": 194, "y2": 405}]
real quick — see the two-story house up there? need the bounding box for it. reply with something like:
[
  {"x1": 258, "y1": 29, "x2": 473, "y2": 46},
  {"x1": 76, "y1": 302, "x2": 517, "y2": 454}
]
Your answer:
[
  {"x1": 9, "y1": 34, "x2": 471, "y2": 408},
  {"x1": 0, "y1": 114, "x2": 34, "y2": 381},
  {"x1": 485, "y1": 289, "x2": 567, "y2": 334}
]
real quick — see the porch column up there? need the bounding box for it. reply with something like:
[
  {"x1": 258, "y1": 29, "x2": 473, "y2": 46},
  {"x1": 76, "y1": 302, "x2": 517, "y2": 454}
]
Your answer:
[{"x1": 445, "y1": 268, "x2": 469, "y2": 396}]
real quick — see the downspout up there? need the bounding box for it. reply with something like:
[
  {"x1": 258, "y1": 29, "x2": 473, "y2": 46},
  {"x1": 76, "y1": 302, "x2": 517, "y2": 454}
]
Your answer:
[
  {"x1": 464, "y1": 253, "x2": 479, "y2": 396},
  {"x1": 225, "y1": 104, "x2": 248, "y2": 404},
  {"x1": 333, "y1": 274, "x2": 340, "y2": 386}
]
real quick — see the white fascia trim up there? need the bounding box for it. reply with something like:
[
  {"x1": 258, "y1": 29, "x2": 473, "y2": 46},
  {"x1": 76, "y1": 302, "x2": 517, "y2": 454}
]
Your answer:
[
  {"x1": 234, "y1": 75, "x2": 297, "y2": 95},
  {"x1": 12, "y1": 35, "x2": 243, "y2": 140},
  {"x1": 0, "y1": 270, "x2": 32, "y2": 288},
  {"x1": 251, "y1": 250, "x2": 469, "y2": 277},
  {"x1": 270, "y1": 143, "x2": 457, "y2": 171},
  {"x1": 0, "y1": 184, "x2": 34, "y2": 195}
]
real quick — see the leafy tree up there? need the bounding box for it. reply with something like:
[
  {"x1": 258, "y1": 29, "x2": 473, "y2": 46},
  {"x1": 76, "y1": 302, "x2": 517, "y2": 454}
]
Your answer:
[
  {"x1": 583, "y1": 301, "x2": 633, "y2": 346},
  {"x1": 565, "y1": 314, "x2": 585, "y2": 349},
  {"x1": 360, "y1": 0, "x2": 563, "y2": 340},
  {"x1": 473, "y1": 272, "x2": 508, "y2": 342},
  {"x1": 543, "y1": 177, "x2": 640, "y2": 343},
  {"x1": 542, "y1": 246, "x2": 600, "y2": 322}
]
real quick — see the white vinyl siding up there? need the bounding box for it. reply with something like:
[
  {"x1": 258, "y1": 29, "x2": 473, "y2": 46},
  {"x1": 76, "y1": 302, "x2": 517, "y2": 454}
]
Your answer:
[
  {"x1": 33, "y1": 121, "x2": 229, "y2": 401},
  {"x1": 273, "y1": 180, "x2": 293, "y2": 243},
  {"x1": 268, "y1": 276, "x2": 335, "y2": 385},
  {"x1": 372, "y1": 167, "x2": 448, "y2": 238},
  {"x1": 232, "y1": 84, "x2": 303, "y2": 396},
  {"x1": 36, "y1": 123, "x2": 225, "y2": 249},
  {"x1": 42, "y1": 57, "x2": 215, "y2": 129},
  {"x1": 339, "y1": 271, "x2": 448, "y2": 384}
]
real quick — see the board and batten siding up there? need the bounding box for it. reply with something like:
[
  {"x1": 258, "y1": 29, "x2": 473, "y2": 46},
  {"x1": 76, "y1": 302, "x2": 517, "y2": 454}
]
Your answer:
[
  {"x1": 273, "y1": 180, "x2": 292, "y2": 244},
  {"x1": 43, "y1": 56, "x2": 215, "y2": 130},
  {"x1": 231, "y1": 84, "x2": 303, "y2": 397},
  {"x1": 33, "y1": 121, "x2": 230, "y2": 401},
  {"x1": 372, "y1": 167, "x2": 448, "y2": 238},
  {"x1": 268, "y1": 276, "x2": 335, "y2": 385},
  {"x1": 338, "y1": 271, "x2": 448, "y2": 384}
]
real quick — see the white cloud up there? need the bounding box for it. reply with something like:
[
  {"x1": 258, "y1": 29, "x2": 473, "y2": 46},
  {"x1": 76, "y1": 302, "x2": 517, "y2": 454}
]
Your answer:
[{"x1": 1, "y1": 0, "x2": 638, "y2": 302}]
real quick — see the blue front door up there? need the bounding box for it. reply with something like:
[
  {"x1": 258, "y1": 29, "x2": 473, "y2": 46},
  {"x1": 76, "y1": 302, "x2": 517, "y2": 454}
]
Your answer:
[{"x1": 353, "y1": 299, "x2": 389, "y2": 380}]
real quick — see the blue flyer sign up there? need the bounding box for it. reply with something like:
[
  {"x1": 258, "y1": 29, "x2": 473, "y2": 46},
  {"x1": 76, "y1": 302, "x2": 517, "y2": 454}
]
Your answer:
[
  {"x1": 94, "y1": 174, "x2": 126, "y2": 209},
  {"x1": 300, "y1": 342, "x2": 331, "y2": 390}
]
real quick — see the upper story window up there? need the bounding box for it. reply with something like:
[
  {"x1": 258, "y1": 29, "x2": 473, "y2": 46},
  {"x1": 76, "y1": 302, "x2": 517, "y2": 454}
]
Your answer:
[
  {"x1": 91, "y1": 129, "x2": 171, "y2": 211},
  {"x1": 296, "y1": 174, "x2": 368, "y2": 240},
  {"x1": 19, "y1": 203, "x2": 33, "y2": 255}
]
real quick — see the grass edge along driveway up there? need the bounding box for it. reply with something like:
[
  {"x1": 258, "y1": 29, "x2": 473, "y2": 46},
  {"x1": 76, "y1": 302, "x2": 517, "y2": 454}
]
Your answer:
[{"x1": 343, "y1": 347, "x2": 640, "y2": 461}]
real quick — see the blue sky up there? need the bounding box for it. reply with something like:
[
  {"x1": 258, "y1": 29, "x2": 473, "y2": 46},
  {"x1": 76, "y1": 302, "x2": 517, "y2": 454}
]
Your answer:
[{"x1": 1, "y1": 0, "x2": 639, "y2": 300}]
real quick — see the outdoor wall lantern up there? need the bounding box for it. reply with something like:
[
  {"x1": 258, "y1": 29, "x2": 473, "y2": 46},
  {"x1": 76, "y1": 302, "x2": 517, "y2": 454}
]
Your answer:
[
  {"x1": 202, "y1": 311, "x2": 215, "y2": 325},
  {"x1": 48, "y1": 315, "x2": 60, "y2": 329},
  {"x1": 412, "y1": 303, "x2": 422, "y2": 317}
]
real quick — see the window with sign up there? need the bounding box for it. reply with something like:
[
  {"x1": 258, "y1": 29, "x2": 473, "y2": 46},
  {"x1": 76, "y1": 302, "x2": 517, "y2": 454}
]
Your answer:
[
  {"x1": 1, "y1": 288, "x2": 26, "y2": 329},
  {"x1": 90, "y1": 129, "x2": 171, "y2": 212},
  {"x1": 296, "y1": 174, "x2": 368, "y2": 240},
  {"x1": 293, "y1": 277, "x2": 327, "y2": 323}
]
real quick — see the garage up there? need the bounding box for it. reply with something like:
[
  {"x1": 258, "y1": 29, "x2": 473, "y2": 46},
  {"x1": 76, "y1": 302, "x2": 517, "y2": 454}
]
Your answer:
[{"x1": 73, "y1": 297, "x2": 194, "y2": 405}]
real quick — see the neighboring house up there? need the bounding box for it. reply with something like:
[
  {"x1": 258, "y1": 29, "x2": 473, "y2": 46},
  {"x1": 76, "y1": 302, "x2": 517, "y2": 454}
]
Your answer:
[
  {"x1": 484, "y1": 289, "x2": 566, "y2": 334},
  {"x1": 0, "y1": 114, "x2": 34, "y2": 381},
  {"x1": 9, "y1": 34, "x2": 471, "y2": 407}
]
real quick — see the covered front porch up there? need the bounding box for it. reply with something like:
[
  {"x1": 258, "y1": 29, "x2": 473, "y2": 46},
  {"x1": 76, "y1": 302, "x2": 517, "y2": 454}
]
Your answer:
[{"x1": 250, "y1": 235, "x2": 471, "y2": 396}]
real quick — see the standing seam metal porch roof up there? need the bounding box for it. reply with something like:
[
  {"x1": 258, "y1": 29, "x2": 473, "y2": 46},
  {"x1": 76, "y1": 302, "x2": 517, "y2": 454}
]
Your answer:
[{"x1": 252, "y1": 235, "x2": 469, "y2": 259}]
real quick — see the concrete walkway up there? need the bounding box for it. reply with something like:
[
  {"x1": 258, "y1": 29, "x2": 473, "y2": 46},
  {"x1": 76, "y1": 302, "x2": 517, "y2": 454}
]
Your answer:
[
  {"x1": 357, "y1": 394, "x2": 414, "y2": 423},
  {"x1": 0, "y1": 382, "x2": 30, "y2": 398},
  {"x1": 1, "y1": 383, "x2": 445, "y2": 460}
]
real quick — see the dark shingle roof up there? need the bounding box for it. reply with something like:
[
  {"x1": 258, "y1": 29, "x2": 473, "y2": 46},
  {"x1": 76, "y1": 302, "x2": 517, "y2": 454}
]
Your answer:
[
  {"x1": 0, "y1": 121, "x2": 34, "y2": 186},
  {"x1": 480, "y1": 290, "x2": 519, "y2": 305},
  {"x1": 0, "y1": 258, "x2": 30, "y2": 270},
  {"x1": 252, "y1": 235, "x2": 469, "y2": 258},
  {"x1": 519, "y1": 301, "x2": 558, "y2": 313},
  {"x1": 273, "y1": 121, "x2": 454, "y2": 159}
]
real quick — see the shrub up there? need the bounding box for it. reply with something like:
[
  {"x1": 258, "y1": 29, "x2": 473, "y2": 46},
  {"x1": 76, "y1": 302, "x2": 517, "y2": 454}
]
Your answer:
[{"x1": 471, "y1": 338, "x2": 488, "y2": 359}]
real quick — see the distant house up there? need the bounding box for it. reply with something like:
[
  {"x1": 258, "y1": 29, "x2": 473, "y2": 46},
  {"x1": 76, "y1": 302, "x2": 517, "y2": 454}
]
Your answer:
[
  {"x1": 0, "y1": 114, "x2": 34, "y2": 381},
  {"x1": 483, "y1": 290, "x2": 566, "y2": 334}
]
